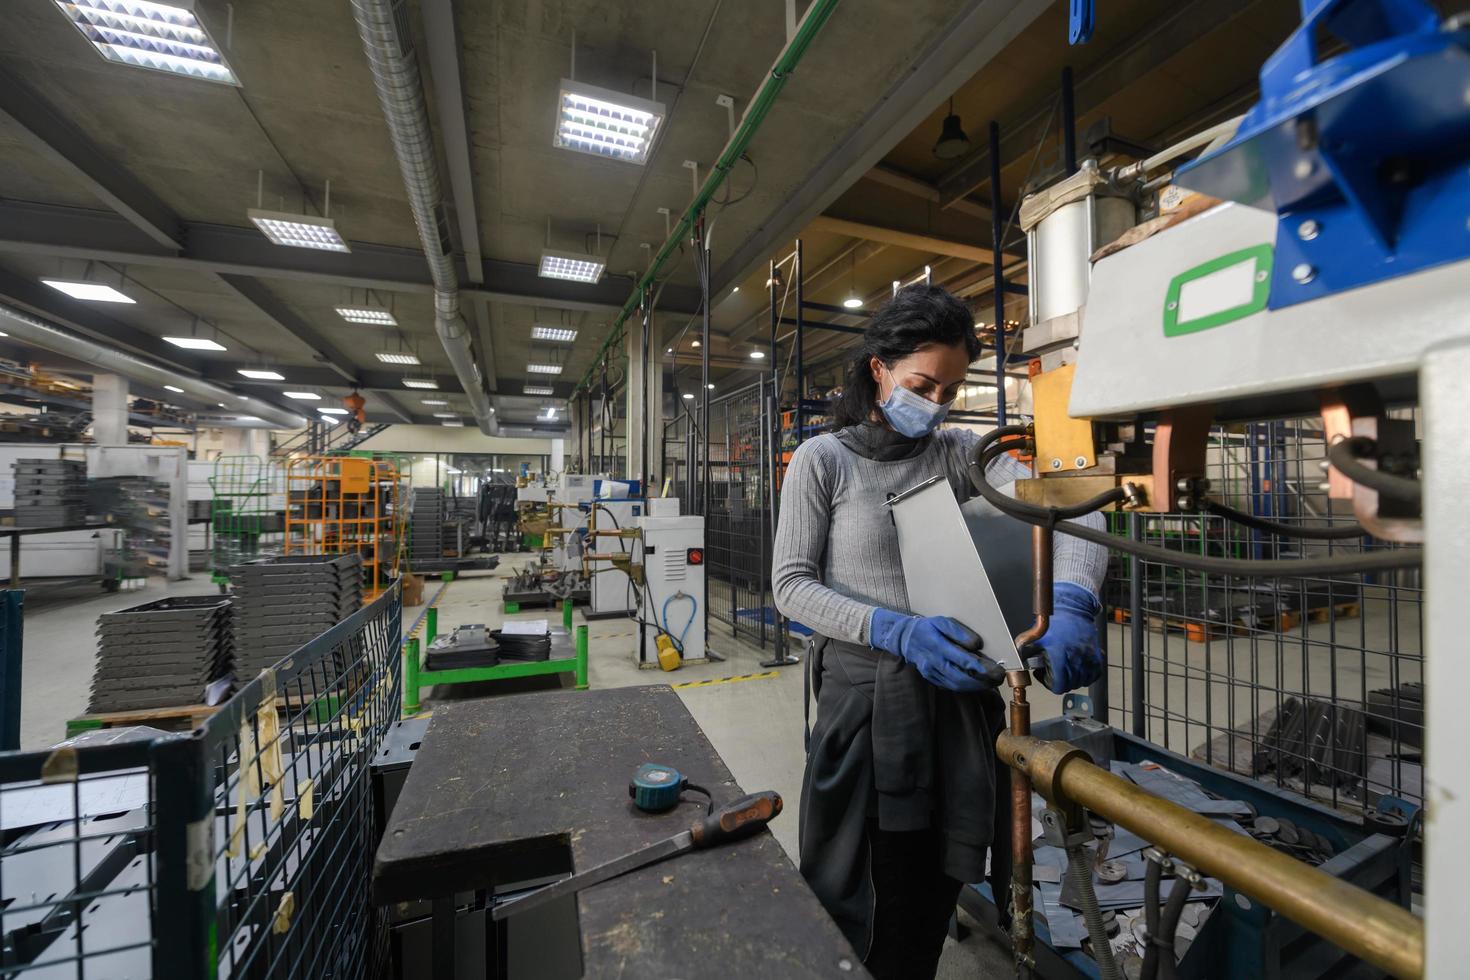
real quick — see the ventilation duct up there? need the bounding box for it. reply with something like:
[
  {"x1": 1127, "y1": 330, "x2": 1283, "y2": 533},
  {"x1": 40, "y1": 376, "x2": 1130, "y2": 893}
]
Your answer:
[
  {"x1": 0, "y1": 302, "x2": 308, "y2": 429},
  {"x1": 349, "y1": 0, "x2": 498, "y2": 436}
]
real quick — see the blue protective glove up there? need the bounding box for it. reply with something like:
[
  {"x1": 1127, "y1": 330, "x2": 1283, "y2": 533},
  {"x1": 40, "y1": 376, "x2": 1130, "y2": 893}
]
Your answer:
[
  {"x1": 1028, "y1": 582, "x2": 1104, "y2": 695},
  {"x1": 869, "y1": 609, "x2": 1006, "y2": 693}
]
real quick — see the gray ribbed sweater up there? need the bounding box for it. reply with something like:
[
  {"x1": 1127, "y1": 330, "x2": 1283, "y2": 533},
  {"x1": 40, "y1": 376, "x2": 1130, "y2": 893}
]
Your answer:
[{"x1": 772, "y1": 428, "x2": 1108, "y2": 645}]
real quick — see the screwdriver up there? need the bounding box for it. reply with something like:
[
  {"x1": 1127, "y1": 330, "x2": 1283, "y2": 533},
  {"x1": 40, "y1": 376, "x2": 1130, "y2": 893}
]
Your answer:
[{"x1": 491, "y1": 790, "x2": 782, "y2": 921}]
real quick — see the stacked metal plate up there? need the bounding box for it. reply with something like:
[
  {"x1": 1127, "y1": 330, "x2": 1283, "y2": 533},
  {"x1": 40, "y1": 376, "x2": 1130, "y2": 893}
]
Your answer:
[
  {"x1": 410, "y1": 488, "x2": 446, "y2": 563},
  {"x1": 88, "y1": 594, "x2": 233, "y2": 713},
  {"x1": 12, "y1": 458, "x2": 86, "y2": 527},
  {"x1": 229, "y1": 553, "x2": 363, "y2": 677}
]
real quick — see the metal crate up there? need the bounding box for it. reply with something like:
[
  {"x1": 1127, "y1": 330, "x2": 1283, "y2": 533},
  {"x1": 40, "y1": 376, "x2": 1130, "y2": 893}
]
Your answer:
[{"x1": 0, "y1": 583, "x2": 402, "y2": 977}]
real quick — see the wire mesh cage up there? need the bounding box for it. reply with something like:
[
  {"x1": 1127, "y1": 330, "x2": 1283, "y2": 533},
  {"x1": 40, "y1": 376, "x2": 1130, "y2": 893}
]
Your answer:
[
  {"x1": 209, "y1": 455, "x2": 280, "y2": 582},
  {"x1": 285, "y1": 456, "x2": 404, "y2": 601},
  {"x1": 1102, "y1": 419, "x2": 1423, "y2": 818},
  {"x1": 0, "y1": 584, "x2": 403, "y2": 978}
]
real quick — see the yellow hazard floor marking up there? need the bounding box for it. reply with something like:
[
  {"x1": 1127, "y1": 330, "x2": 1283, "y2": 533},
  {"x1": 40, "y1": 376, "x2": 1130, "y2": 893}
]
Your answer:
[{"x1": 671, "y1": 670, "x2": 780, "y2": 690}]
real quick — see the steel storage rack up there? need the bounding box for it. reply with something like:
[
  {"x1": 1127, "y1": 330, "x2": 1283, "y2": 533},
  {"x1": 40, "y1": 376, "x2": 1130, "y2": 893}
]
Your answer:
[
  {"x1": 284, "y1": 455, "x2": 402, "y2": 600},
  {"x1": 208, "y1": 454, "x2": 279, "y2": 589}
]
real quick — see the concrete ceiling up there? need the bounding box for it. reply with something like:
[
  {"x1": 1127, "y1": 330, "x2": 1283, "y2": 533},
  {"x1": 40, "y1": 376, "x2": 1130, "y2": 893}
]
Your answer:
[{"x1": 1, "y1": 0, "x2": 1437, "y2": 431}]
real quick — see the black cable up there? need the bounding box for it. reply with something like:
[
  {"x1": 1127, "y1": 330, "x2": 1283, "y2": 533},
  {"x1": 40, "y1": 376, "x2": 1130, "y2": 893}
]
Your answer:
[
  {"x1": 969, "y1": 430, "x2": 1424, "y2": 576},
  {"x1": 1141, "y1": 857, "x2": 1163, "y2": 980},
  {"x1": 1202, "y1": 500, "x2": 1367, "y2": 540},
  {"x1": 1327, "y1": 436, "x2": 1422, "y2": 505},
  {"x1": 970, "y1": 437, "x2": 1131, "y2": 521},
  {"x1": 682, "y1": 781, "x2": 715, "y2": 814},
  {"x1": 1154, "y1": 870, "x2": 1195, "y2": 980}
]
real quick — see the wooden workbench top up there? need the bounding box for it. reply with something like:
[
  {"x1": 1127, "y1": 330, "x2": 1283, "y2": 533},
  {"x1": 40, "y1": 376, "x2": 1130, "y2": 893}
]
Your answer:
[{"x1": 374, "y1": 684, "x2": 863, "y2": 976}]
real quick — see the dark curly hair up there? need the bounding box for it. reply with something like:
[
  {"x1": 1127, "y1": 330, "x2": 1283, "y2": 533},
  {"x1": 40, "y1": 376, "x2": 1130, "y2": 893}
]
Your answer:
[{"x1": 830, "y1": 284, "x2": 982, "y2": 429}]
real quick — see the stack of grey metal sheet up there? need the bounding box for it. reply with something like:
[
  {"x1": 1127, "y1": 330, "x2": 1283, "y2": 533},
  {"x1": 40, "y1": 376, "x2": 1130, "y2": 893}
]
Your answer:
[
  {"x1": 87, "y1": 594, "x2": 233, "y2": 713},
  {"x1": 13, "y1": 458, "x2": 86, "y2": 527},
  {"x1": 230, "y1": 553, "x2": 363, "y2": 677},
  {"x1": 410, "y1": 488, "x2": 446, "y2": 563}
]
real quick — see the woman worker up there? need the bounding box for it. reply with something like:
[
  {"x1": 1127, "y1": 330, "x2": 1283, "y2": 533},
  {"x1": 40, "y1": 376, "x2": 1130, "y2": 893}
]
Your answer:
[{"x1": 772, "y1": 285, "x2": 1109, "y2": 979}]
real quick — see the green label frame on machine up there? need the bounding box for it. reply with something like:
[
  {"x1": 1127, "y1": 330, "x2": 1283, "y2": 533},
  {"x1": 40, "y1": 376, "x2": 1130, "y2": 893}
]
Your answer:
[{"x1": 1162, "y1": 243, "x2": 1274, "y2": 338}]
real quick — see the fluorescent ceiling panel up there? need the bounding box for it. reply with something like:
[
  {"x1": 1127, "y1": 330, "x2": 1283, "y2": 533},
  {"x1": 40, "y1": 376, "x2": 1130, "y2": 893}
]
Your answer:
[
  {"x1": 335, "y1": 306, "x2": 396, "y2": 326},
  {"x1": 319, "y1": 415, "x2": 339, "y2": 426},
  {"x1": 531, "y1": 325, "x2": 577, "y2": 342},
  {"x1": 553, "y1": 78, "x2": 664, "y2": 165},
  {"x1": 163, "y1": 336, "x2": 227, "y2": 350},
  {"x1": 376, "y1": 352, "x2": 420, "y2": 365},
  {"x1": 237, "y1": 369, "x2": 284, "y2": 381},
  {"x1": 247, "y1": 209, "x2": 350, "y2": 252},
  {"x1": 41, "y1": 279, "x2": 135, "y2": 303},
  {"x1": 526, "y1": 363, "x2": 563, "y2": 375},
  {"x1": 523, "y1": 385, "x2": 554, "y2": 396},
  {"x1": 432, "y1": 412, "x2": 458, "y2": 419},
  {"x1": 283, "y1": 391, "x2": 320, "y2": 400},
  {"x1": 318, "y1": 407, "x2": 348, "y2": 415},
  {"x1": 53, "y1": 0, "x2": 239, "y2": 86},
  {"x1": 163, "y1": 384, "x2": 184, "y2": 393},
  {"x1": 441, "y1": 419, "x2": 464, "y2": 427},
  {"x1": 402, "y1": 378, "x2": 438, "y2": 389},
  {"x1": 538, "y1": 248, "x2": 605, "y2": 284},
  {"x1": 420, "y1": 398, "x2": 447, "y2": 406}
]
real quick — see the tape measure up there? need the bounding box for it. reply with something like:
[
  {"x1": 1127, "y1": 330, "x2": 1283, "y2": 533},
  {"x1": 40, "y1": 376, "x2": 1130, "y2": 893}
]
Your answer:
[{"x1": 628, "y1": 763, "x2": 687, "y2": 812}]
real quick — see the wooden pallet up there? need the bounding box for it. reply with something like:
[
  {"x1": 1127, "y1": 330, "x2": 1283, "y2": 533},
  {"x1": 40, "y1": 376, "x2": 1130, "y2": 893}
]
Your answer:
[
  {"x1": 1112, "y1": 600, "x2": 1361, "y2": 643},
  {"x1": 66, "y1": 702, "x2": 219, "y2": 738}
]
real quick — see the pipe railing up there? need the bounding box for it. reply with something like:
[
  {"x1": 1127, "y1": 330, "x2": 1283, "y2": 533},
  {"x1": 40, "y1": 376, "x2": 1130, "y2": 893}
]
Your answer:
[{"x1": 996, "y1": 732, "x2": 1424, "y2": 980}]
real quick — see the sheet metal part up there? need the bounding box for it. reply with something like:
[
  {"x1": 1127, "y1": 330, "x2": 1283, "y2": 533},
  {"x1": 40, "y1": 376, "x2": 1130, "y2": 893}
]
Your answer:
[
  {"x1": 886, "y1": 475, "x2": 1024, "y2": 670},
  {"x1": 997, "y1": 732, "x2": 1424, "y2": 979}
]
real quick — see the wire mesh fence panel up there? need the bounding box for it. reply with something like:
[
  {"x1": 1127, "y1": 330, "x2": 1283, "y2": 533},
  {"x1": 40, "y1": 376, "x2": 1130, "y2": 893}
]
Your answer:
[
  {"x1": 1103, "y1": 419, "x2": 1422, "y2": 818},
  {"x1": 699, "y1": 380, "x2": 774, "y2": 648}
]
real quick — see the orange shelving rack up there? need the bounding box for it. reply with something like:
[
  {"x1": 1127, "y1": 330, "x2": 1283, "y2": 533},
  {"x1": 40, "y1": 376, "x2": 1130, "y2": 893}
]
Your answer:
[{"x1": 284, "y1": 455, "x2": 404, "y2": 601}]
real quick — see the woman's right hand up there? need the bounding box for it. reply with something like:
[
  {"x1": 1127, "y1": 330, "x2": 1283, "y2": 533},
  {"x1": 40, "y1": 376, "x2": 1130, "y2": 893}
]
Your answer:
[{"x1": 868, "y1": 610, "x2": 1005, "y2": 692}]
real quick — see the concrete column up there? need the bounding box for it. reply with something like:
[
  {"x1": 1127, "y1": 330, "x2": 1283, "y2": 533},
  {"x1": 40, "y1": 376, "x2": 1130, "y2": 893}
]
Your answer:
[
  {"x1": 623, "y1": 319, "x2": 664, "y2": 490},
  {"x1": 91, "y1": 373, "x2": 129, "y2": 445},
  {"x1": 245, "y1": 428, "x2": 272, "y2": 459}
]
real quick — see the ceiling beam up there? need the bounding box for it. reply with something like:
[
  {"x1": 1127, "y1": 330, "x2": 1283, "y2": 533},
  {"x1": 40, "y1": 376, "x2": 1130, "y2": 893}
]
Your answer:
[
  {"x1": 807, "y1": 216, "x2": 994, "y2": 263},
  {"x1": 862, "y1": 166, "x2": 992, "y2": 222},
  {"x1": 211, "y1": 368, "x2": 460, "y2": 390},
  {"x1": 708, "y1": 0, "x2": 1053, "y2": 297},
  {"x1": 214, "y1": 274, "x2": 360, "y2": 384},
  {"x1": 0, "y1": 202, "x2": 702, "y2": 315},
  {"x1": 0, "y1": 65, "x2": 185, "y2": 250},
  {"x1": 936, "y1": 0, "x2": 1257, "y2": 207},
  {"x1": 421, "y1": 0, "x2": 483, "y2": 286},
  {"x1": 495, "y1": 376, "x2": 575, "y2": 399},
  {"x1": 0, "y1": 267, "x2": 207, "y2": 373},
  {"x1": 724, "y1": 240, "x2": 887, "y2": 344}
]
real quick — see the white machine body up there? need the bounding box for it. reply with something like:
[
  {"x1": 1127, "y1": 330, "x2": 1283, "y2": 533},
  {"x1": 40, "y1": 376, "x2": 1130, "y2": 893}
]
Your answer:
[
  {"x1": 638, "y1": 515, "x2": 705, "y2": 665},
  {"x1": 587, "y1": 499, "x2": 641, "y2": 616}
]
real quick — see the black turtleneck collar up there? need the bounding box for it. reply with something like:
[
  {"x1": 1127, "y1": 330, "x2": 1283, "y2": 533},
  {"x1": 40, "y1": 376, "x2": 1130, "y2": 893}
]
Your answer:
[{"x1": 833, "y1": 421, "x2": 930, "y2": 461}]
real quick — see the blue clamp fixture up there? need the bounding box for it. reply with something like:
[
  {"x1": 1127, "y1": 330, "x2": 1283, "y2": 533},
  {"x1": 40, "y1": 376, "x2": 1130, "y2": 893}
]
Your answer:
[
  {"x1": 1069, "y1": 0, "x2": 1095, "y2": 45},
  {"x1": 1175, "y1": 0, "x2": 1470, "y2": 309}
]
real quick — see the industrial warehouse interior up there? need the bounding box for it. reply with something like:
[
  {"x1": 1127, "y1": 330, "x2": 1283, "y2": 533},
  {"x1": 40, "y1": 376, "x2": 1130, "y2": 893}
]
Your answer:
[{"x1": 0, "y1": 0, "x2": 1450, "y2": 977}]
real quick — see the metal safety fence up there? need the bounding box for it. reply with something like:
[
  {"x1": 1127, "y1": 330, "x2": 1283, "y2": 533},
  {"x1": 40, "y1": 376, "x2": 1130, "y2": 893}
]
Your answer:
[
  {"x1": 0, "y1": 580, "x2": 402, "y2": 977},
  {"x1": 1101, "y1": 419, "x2": 1422, "y2": 819}
]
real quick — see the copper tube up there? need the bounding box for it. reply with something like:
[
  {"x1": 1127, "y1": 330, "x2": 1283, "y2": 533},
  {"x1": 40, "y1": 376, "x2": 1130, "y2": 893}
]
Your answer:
[
  {"x1": 997, "y1": 733, "x2": 1424, "y2": 980},
  {"x1": 1004, "y1": 524, "x2": 1052, "y2": 976}
]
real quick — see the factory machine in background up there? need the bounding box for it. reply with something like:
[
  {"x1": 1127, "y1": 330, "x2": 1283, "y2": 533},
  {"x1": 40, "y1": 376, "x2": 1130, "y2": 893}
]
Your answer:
[{"x1": 968, "y1": 1, "x2": 1456, "y2": 976}]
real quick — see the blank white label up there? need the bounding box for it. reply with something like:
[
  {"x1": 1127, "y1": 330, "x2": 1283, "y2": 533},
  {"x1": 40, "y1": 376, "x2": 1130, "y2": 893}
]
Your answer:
[{"x1": 1177, "y1": 256, "x2": 1258, "y2": 324}]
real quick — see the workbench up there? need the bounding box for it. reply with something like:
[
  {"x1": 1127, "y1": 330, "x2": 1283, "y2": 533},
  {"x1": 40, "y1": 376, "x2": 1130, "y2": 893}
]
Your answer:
[{"x1": 374, "y1": 685, "x2": 864, "y2": 978}]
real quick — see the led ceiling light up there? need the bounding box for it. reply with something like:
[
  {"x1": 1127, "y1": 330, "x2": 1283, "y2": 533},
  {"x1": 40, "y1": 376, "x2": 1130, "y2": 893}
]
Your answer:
[
  {"x1": 318, "y1": 407, "x2": 348, "y2": 415},
  {"x1": 163, "y1": 384, "x2": 184, "y2": 393},
  {"x1": 523, "y1": 385, "x2": 554, "y2": 396},
  {"x1": 842, "y1": 297, "x2": 864, "y2": 309},
  {"x1": 376, "y1": 352, "x2": 420, "y2": 365},
  {"x1": 750, "y1": 350, "x2": 766, "y2": 359},
  {"x1": 319, "y1": 415, "x2": 339, "y2": 426},
  {"x1": 543, "y1": 407, "x2": 557, "y2": 420},
  {"x1": 682, "y1": 392, "x2": 693, "y2": 400},
  {"x1": 53, "y1": 0, "x2": 240, "y2": 86},
  {"x1": 420, "y1": 398, "x2": 447, "y2": 406},
  {"x1": 283, "y1": 391, "x2": 320, "y2": 400},
  {"x1": 237, "y1": 368, "x2": 284, "y2": 381},
  {"x1": 526, "y1": 363, "x2": 563, "y2": 375},
  {"x1": 402, "y1": 378, "x2": 439, "y2": 389},
  {"x1": 163, "y1": 335, "x2": 226, "y2": 351},
  {"x1": 248, "y1": 209, "x2": 350, "y2": 252},
  {"x1": 538, "y1": 247, "x2": 605, "y2": 284},
  {"x1": 531, "y1": 325, "x2": 578, "y2": 342},
  {"x1": 441, "y1": 419, "x2": 464, "y2": 427},
  {"x1": 554, "y1": 79, "x2": 664, "y2": 165},
  {"x1": 432, "y1": 412, "x2": 458, "y2": 419},
  {"x1": 335, "y1": 307, "x2": 396, "y2": 326},
  {"x1": 41, "y1": 279, "x2": 134, "y2": 303}
]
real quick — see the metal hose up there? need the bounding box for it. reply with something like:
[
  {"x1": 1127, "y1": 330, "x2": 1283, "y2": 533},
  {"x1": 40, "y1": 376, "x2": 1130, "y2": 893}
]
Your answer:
[
  {"x1": 1065, "y1": 841, "x2": 1122, "y2": 980},
  {"x1": 1154, "y1": 868, "x2": 1195, "y2": 980}
]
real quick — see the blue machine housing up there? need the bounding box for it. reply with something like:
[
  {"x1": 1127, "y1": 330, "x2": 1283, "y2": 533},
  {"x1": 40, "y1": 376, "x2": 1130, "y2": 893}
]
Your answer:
[{"x1": 1176, "y1": 0, "x2": 1470, "y2": 309}]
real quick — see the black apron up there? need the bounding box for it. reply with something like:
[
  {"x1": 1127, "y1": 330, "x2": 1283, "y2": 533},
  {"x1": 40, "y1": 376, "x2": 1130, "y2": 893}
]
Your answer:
[{"x1": 797, "y1": 424, "x2": 1014, "y2": 954}]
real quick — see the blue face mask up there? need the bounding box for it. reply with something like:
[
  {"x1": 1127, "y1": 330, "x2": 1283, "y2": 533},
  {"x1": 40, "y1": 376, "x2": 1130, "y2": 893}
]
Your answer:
[{"x1": 877, "y1": 368, "x2": 951, "y2": 438}]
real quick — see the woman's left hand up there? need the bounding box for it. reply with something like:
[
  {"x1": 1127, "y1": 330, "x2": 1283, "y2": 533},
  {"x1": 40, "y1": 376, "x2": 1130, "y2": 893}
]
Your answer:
[{"x1": 1028, "y1": 582, "x2": 1104, "y2": 694}]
